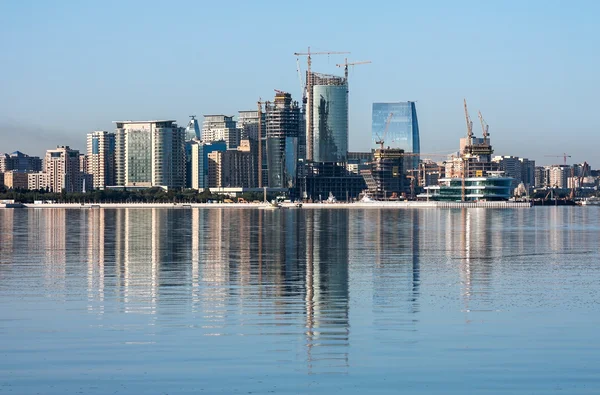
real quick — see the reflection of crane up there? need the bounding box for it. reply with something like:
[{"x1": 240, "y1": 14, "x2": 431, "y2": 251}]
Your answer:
[
  {"x1": 478, "y1": 110, "x2": 489, "y2": 143},
  {"x1": 544, "y1": 153, "x2": 571, "y2": 166},
  {"x1": 375, "y1": 112, "x2": 393, "y2": 150},
  {"x1": 335, "y1": 58, "x2": 372, "y2": 80},
  {"x1": 294, "y1": 47, "x2": 350, "y2": 161}
]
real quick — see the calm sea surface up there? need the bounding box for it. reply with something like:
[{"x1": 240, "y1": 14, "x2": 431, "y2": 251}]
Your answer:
[{"x1": 0, "y1": 207, "x2": 599, "y2": 394}]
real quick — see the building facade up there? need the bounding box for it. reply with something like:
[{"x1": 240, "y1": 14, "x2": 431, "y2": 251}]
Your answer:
[
  {"x1": 28, "y1": 172, "x2": 49, "y2": 191},
  {"x1": 86, "y1": 131, "x2": 116, "y2": 189},
  {"x1": 360, "y1": 148, "x2": 406, "y2": 200},
  {"x1": 202, "y1": 115, "x2": 239, "y2": 149},
  {"x1": 207, "y1": 141, "x2": 258, "y2": 188},
  {"x1": 0, "y1": 151, "x2": 42, "y2": 173},
  {"x1": 297, "y1": 162, "x2": 366, "y2": 202},
  {"x1": 44, "y1": 146, "x2": 82, "y2": 193},
  {"x1": 3, "y1": 171, "x2": 29, "y2": 189},
  {"x1": 114, "y1": 121, "x2": 185, "y2": 189},
  {"x1": 311, "y1": 73, "x2": 348, "y2": 163},
  {"x1": 372, "y1": 102, "x2": 420, "y2": 169},
  {"x1": 190, "y1": 140, "x2": 227, "y2": 190}
]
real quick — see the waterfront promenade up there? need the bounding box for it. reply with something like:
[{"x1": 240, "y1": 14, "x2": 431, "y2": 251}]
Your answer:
[{"x1": 1, "y1": 201, "x2": 533, "y2": 209}]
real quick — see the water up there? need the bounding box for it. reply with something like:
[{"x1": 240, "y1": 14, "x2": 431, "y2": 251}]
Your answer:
[{"x1": 0, "y1": 207, "x2": 599, "y2": 394}]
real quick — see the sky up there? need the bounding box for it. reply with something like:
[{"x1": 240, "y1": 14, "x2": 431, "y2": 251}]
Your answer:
[{"x1": 1, "y1": 0, "x2": 599, "y2": 166}]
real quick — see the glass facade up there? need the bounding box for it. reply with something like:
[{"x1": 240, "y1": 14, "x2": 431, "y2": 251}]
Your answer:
[
  {"x1": 372, "y1": 102, "x2": 420, "y2": 169},
  {"x1": 313, "y1": 85, "x2": 348, "y2": 163},
  {"x1": 126, "y1": 130, "x2": 152, "y2": 184}
]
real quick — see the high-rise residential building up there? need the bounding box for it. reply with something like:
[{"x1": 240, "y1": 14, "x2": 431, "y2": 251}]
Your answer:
[
  {"x1": 548, "y1": 165, "x2": 570, "y2": 189},
  {"x1": 265, "y1": 90, "x2": 301, "y2": 188},
  {"x1": 3, "y1": 171, "x2": 29, "y2": 190},
  {"x1": 492, "y1": 155, "x2": 535, "y2": 188},
  {"x1": 190, "y1": 140, "x2": 227, "y2": 190},
  {"x1": 0, "y1": 151, "x2": 43, "y2": 173},
  {"x1": 44, "y1": 146, "x2": 82, "y2": 192},
  {"x1": 86, "y1": 131, "x2": 116, "y2": 189},
  {"x1": 372, "y1": 102, "x2": 420, "y2": 169},
  {"x1": 237, "y1": 110, "x2": 264, "y2": 141},
  {"x1": 202, "y1": 115, "x2": 239, "y2": 149},
  {"x1": 309, "y1": 73, "x2": 348, "y2": 163},
  {"x1": 207, "y1": 140, "x2": 258, "y2": 188},
  {"x1": 113, "y1": 121, "x2": 186, "y2": 189},
  {"x1": 114, "y1": 128, "x2": 126, "y2": 186}
]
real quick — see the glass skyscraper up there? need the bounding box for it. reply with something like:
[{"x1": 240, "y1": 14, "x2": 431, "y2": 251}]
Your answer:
[
  {"x1": 372, "y1": 102, "x2": 420, "y2": 169},
  {"x1": 313, "y1": 85, "x2": 348, "y2": 163}
]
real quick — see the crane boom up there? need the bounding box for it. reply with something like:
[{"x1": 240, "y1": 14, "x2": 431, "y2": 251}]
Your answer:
[{"x1": 335, "y1": 58, "x2": 372, "y2": 80}]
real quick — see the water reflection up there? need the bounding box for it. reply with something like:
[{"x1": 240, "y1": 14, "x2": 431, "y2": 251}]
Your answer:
[{"x1": 1, "y1": 206, "x2": 599, "y2": 385}]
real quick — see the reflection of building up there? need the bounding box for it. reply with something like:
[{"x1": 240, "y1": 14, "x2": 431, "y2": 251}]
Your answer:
[
  {"x1": 265, "y1": 90, "x2": 300, "y2": 188},
  {"x1": 114, "y1": 120, "x2": 186, "y2": 188},
  {"x1": 86, "y1": 131, "x2": 116, "y2": 189},
  {"x1": 372, "y1": 102, "x2": 420, "y2": 169}
]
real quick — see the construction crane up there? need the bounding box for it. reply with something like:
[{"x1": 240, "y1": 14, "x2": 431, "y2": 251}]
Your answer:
[
  {"x1": 335, "y1": 58, "x2": 372, "y2": 81},
  {"x1": 375, "y1": 112, "x2": 393, "y2": 150},
  {"x1": 464, "y1": 99, "x2": 474, "y2": 146},
  {"x1": 294, "y1": 47, "x2": 350, "y2": 161},
  {"x1": 544, "y1": 153, "x2": 571, "y2": 166},
  {"x1": 478, "y1": 110, "x2": 489, "y2": 144}
]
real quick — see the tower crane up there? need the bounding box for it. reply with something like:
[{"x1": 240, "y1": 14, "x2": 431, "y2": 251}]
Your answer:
[
  {"x1": 335, "y1": 58, "x2": 372, "y2": 81},
  {"x1": 375, "y1": 112, "x2": 393, "y2": 150},
  {"x1": 294, "y1": 47, "x2": 350, "y2": 161},
  {"x1": 478, "y1": 110, "x2": 489, "y2": 144},
  {"x1": 463, "y1": 99, "x2": 474, "y2": 146},
  {"x1": 544, "y1": 153, "x2": 571, "y2": 166}
]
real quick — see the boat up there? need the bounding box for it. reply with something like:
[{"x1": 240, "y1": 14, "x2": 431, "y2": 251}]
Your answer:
[
  {"x1": 581, "y1": 197, "x2": 600, "y2": 206},
  {"x1": 260, "y1": 200, "x2": 283, "y2": 210}
]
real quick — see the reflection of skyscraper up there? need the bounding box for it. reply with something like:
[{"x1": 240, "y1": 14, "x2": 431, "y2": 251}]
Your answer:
[
  {"x1": 304, "y1": 210, "x2": 350, "y2": 373},
  {"x1": 372, "y1": 102, "x2": 420, "y2": 169}
]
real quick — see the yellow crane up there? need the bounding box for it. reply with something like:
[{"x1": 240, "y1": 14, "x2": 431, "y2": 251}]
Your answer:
[
  {"x1": 294, "y1": 47, "x2": 350, "y2": 161},
  {"x1": 335, "y1": 58, "x2": 372, "y2": 80}
]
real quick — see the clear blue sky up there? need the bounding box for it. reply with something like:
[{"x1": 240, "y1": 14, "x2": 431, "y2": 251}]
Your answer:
[{"x1": 1, "y1": 0, "x2": 598, "y2": 166}]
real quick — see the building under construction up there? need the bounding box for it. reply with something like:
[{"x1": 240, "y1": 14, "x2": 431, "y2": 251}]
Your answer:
[
  {"x1": 360, "y1": 148, "x2": 407, "y2": 200},
  {"x1": 265, "y1": 90, "x2": 301, "y2": 188},
  {"x1": 305, "y1": 72, "x2": 348, "y2": 163},
  {"x1": 424, "y1": 100, "x2": 512, "y2": 201}
]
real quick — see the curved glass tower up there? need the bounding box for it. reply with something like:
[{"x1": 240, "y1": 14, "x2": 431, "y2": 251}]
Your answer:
[
  {"x1": 313, "y1": 85, "x2": 348, "y2": 163},
  {"x1": 372, "y1": 102, "x2": 420, "y2": 169}
]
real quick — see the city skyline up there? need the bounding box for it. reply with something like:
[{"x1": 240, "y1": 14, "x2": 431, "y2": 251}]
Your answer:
[{"x1": 1, "y1": 1, "x2": 598, "y2": 166}]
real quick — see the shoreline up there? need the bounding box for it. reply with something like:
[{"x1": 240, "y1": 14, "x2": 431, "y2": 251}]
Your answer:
[{"x1": 1, "y1": 201, "x2": 534, "y2": 209}]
